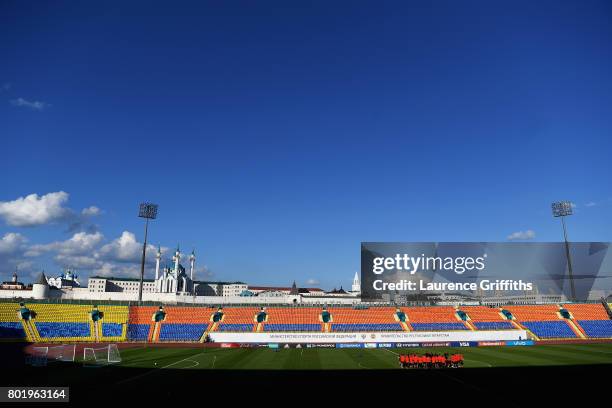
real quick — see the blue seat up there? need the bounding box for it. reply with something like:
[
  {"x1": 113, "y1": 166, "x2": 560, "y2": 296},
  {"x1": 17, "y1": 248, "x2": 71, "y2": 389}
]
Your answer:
[
  {"x1": 0, "y1": 322, "x2": 26, "y2": 338},
  {"x1": 473, "y1": 321, "x2": 514, "y2": 330},
  {"x1": 102, "y1": 323, "x2": 123, "y2": 337},
  {"x1": 522, "y1": 321, "x2": 576, "y2": 338},
  {"x1": 36, "y1": 322, "x2": 90, "y2": 338},
  {"x1": 331, "y1": 323, "x2": 403, "y2": 332},
  {"x1": 159, "y1": 324, "x2": 207, "y2": 341},
  {"x1": 216, "y1": 323, "x2": 253, "y2": 332},
  {"x1": 127, "y1": 324, "x2": 150, "y2": 340},
  {"x1": 578, "y1": 320, "x2": 612, "y2": 338},
  {"x1": 410, "y1": 322, "x2": 467, "y2": 331},
  {"x1": 264, "y1": 324, "x2": 321, "y2": 332}
]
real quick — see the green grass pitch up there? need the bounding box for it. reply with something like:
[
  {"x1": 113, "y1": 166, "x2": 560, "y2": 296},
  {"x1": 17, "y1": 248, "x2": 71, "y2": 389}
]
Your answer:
[{"x1": 114, "y1": 343, "x2": 612, "y2": 371}]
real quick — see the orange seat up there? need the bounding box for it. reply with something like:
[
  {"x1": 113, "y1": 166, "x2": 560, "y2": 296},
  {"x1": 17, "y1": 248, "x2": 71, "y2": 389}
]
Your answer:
[
  {"x1": 504, "y1": 305, "x2": 560, "y2": 321},
  {"x1": 563, "y1": 304, "x2": 609, "y2": 320}
]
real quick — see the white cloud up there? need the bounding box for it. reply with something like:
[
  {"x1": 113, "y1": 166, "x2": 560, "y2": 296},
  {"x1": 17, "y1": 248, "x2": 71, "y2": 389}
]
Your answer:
[
  {"x1": 0, "y1": 191, "x2": 102, "y2": 232},
  {"x1": 27, "y1": 231, "x2": 104, "y2": 257},
  {"x1": 585, "y1": 201, "x2": 597, "y2": 207},
  {"x1": 81, "y1": 206, "x2": 101, "y2": 216},
  {"x1": 507, "y1": 229, "x2": 536, "y2": 241},
  {"x1": 1, "y1": 227, "x2": 173, "y2": 282},
  {"x1": 306, "y1": 278, "x2": 320, "y2": 285},
  {"x1": 99, "y1": 231, "x2": 145, "y2": 263},
  {"x1": 0, "y1": 232, "x2": 28, "y2": 254},
  {"x1": 0, "y1": 191, "x2": 71, "y2": 227},
  {"x1": 10, "y1": 97, "x2": 50, "y2": 111},
  {"x1": 0, "y1": 233, "x2": 35, "y2": 278}
]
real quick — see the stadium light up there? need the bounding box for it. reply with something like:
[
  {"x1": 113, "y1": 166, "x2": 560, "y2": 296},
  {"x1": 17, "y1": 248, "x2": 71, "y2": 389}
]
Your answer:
[
  {"x1": 551, "y1": 201, "x2": 575, "y2": 301},
  {"x1": 138, "y1": 202, "x2": 158, "y2": 304}
]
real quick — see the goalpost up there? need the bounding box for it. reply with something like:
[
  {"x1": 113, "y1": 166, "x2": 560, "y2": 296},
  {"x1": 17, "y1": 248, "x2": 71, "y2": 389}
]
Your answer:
[
  {"x1": 48, "y1": 344, "x2": 76, "y2": 362},
  {"x1": 83, "y1": 344, "x2": 121, "y2": 366},
  {"x1": 27, "y1": 344, "x2": 75, "y2": 366}
]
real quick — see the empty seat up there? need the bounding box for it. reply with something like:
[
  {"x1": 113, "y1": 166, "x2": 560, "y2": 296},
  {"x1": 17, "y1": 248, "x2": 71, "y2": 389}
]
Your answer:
[
  {"x1": 461, "y1": 306, "x2": 505, "y2": 321},
  {"x1": 264, "y1": 323, "x2": 322, "y2": 332},
  {"x1": 36, "y1": 322, "x2": 91, "y2": 338},
  {"x1": 216, "y1": 323, "x2": 253, "y2": 332},
  {"x1": 102, "y1": 323, "x2": 123, "y2": 337},
  {"x1": 159, "y1": 323, "x2": 207, "y2": 341},
  {"x1": 472, "y1": 321, "x2": 515, "y2": 330},
  {"x1": 522, "y1": 321, "x2": 576, "y2": 338},
  {"x1": 577, "y1": 320, "x2": 612, "y2": 338},
  {"x1": 402, "y1": 306, "x2": 459, "y2": 323},
  {"x1": 411, "y1": 322, "x2": 467, "y2": 331},
  {"x1": 504, "y1": 305, "x2": 560, "y2": 321},
  {"x1": 563, "y1": 304, "x2": 609, "y2": 320},
  {"x1": 127, "y1": 324, "x2": 150, "y2": 340},
  {"x1": 0, "y1": 322, "x2": 26, "y2": 338}
]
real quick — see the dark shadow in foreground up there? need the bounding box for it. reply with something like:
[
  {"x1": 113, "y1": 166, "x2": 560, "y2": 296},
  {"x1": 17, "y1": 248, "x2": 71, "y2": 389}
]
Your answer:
[{"x1": 0, "y1": 343, "x2": 605, "y2": 406}]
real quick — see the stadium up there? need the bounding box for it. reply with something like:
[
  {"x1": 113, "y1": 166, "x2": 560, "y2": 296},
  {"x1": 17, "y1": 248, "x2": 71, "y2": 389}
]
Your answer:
[
  {"x1": 3, "y1": 0, "x2": 612, "y2": 405},
  {"x1": 1, "y1": 298, "x2": 611, "y2": 403}
]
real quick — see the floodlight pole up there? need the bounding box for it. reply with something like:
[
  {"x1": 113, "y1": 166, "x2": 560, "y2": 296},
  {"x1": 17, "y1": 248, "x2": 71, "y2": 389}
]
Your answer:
[
  {"x1": 138, "y1": 218, "x2": 149, "y2": 304},
  {"x1": 138, "y1": 203, "x2": 158, "y2": 304},
  {"x1": 560, "y1": 216, "x2": 576, "y2": 302},
  {"x1": 552, "y1": 201, "x2": 576, "y2": 302}
]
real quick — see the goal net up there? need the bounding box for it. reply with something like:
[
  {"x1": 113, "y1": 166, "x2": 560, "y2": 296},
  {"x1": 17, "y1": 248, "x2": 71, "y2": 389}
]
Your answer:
[
  {"x1": 48, "y1": 344, "x2": 76, "y2": 362},
  {"x1": 83, "y1": 344, "x2": 121, "y2": 366},
  {"x1": 27, "y1": 344, "x2": 75, "y2": 366}
]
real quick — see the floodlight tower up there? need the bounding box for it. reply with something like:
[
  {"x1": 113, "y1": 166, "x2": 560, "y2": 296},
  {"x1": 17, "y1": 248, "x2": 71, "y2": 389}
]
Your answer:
[
  {"x1": 138, "y1": 202, "x2": 158, "y2": 304},
  {"x1": 551, "y1": 201, "x2": 576, "y2": 302}
]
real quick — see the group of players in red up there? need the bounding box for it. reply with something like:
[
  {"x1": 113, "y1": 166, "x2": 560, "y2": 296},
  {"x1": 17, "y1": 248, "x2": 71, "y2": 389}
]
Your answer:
[{"x1": 398, "y1": 353, "x2": 464, "y2": 369}]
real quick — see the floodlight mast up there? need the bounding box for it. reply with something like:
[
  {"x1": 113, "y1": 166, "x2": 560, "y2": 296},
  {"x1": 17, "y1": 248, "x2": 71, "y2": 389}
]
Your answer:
[
  {"x1": 138, "y1": 203, "x2": 158, "y2": 304},
  {"x1": 551, "y1": 201, "x2": 576, "y2": 302}
]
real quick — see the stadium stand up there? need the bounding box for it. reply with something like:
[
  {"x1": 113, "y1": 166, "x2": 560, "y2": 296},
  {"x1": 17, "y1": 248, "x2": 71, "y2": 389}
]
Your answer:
[
  {"x1": 36, "y1": 322, "x2": 91, "y2": 338},
  {"x1": 264, "y1": 307, "x2": 323, "y2": 332},
  {"x1": 504, "y1": 305, "x2": 561, "y2": 321},
  {"x1": 156, "y1": 307, "x2": 212, "y2": 341},
  {"x1": 159, "y1": 323, "x2": 208, "y2": 341},
  {"x1": 213, "y1": 307, "x2": 259, "y2": 332},
  {"x1": 264, "y1": 323, "x2": 321, "y2": 332},
  {"x1": 0, "y1": 303, "x2": 26, "y2": 339},
  {"x1": 563, "y1": 303, "x2": 609, "y2": 320},
  {"x1": 30, "y1": 304, "x2": 94, "y2": 341},
  {"x1": 328, "y1": 307, "x2": 403, "y2": 331},
  {"x1": 472, "y1": 321, "x2": 515, "y2": 330},
  {"x1": 521, "y1": 321, "x2": 577, "y2": 339},
  {"x1": 97, "y1": 305, "x2": 129, "y2": 341},
  {"x1": 461, "y1": 306, "x2": 506, "y2": 321},
  {"x1": 562, "y1": 303, "x2": 612, "y2": 338},
  {"x1": 0, "y1": 322, "x2": 26, "y2": 338},
  {"x1": 216, "y1": 323, "x2": 254, "y2": 332},
  {"x1": 411, "y1": 322, "x2": 468, "y2": 331},
  {"x1": 127, "y1": 324, "x2": 151, "y2": 341},
  {"x1": 576, "y1": 320, "x2": 612, "y2": 338},
  {"x1": 127, "y1": 306, "x2": 157, "y2": 341},
  {"x1": 1, "y1": 302, "x2": 611, "y2": 341},
  {"x1": 402, "y1": 306, "x2": 461, "y2": 322},
  {"x1": 401, "y1": 306, "x2": 469, "y2": 331}
]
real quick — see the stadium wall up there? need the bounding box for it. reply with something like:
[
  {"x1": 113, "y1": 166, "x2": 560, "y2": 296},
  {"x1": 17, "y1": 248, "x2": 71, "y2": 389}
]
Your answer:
[
  {"x1": 0, "y1": 289, "x2": 359, "y2": 304},
  {"x1": 208, "y1": 330, "x2": 528, "y2": 344}
]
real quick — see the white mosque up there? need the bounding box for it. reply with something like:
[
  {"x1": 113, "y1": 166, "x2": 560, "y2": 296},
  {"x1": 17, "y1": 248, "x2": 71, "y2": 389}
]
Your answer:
[{"x1": 154, "y1": 246, "x2": 196, "y2": 295}]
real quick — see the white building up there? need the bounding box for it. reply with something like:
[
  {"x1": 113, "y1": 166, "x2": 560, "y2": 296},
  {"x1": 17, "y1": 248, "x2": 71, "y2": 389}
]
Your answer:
[
  {"x1": 154, "y1": 246, "x2": 195, "y2": 295},
  {"x1": 47, "y1": 270, "x2": 81, "y2": 289},
  {"x1": 351, "y1": 272, "x2": 361, "y2": 293}
]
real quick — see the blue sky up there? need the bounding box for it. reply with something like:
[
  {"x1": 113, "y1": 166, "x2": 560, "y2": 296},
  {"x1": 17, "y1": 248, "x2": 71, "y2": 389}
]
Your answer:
[{"x1": 1, "y1": 1, "x2": 611, "y2": 289}]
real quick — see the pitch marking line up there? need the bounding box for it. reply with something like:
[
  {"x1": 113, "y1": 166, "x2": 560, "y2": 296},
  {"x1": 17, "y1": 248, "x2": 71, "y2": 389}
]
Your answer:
[{"x1": 116, "y1": 351, "x2": 205, "y2": 384}]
